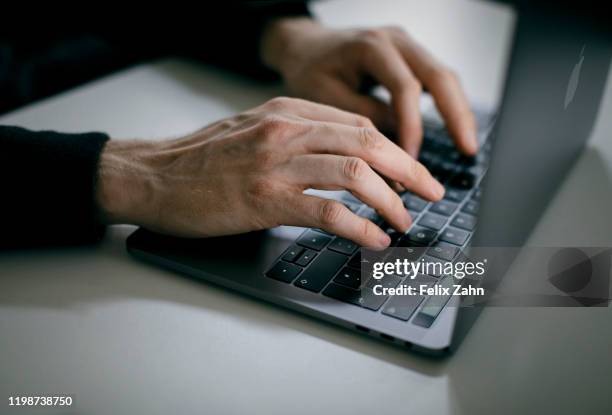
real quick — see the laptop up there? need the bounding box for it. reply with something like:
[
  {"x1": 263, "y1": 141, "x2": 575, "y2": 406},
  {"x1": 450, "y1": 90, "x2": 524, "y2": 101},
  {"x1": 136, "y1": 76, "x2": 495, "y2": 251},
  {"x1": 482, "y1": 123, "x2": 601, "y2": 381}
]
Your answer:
[{"x1": 126, "y1": 4, "x2": 611, "y2": 355}]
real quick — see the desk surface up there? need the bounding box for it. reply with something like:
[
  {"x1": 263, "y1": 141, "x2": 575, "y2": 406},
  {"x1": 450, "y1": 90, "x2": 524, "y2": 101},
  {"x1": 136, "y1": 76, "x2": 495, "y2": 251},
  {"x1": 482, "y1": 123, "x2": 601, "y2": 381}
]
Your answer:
[{"x1": 1, "y1": 1, "x2": 612, "y2": 414}]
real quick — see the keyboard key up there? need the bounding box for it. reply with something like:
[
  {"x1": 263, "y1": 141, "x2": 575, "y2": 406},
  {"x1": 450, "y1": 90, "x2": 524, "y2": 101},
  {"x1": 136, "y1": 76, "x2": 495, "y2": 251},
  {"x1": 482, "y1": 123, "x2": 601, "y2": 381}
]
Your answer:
[
  {"x1": 440, "y1": 160, "x2": 458, "y2": 173},
  {"x1": 356, "y1": 249, "x2": 387, "y2": 276},
  {"x1": 412, "y1": 276, "x2": 456, "y2": 328},
  {"x1": 462, "y1": 200, "x2": 480, "y2": 215},
  {"x1": 347, "y1": 252, "x2": 362, "y2": 269},
  {"x1": 296, "y1": 230, "x2": 332, "y2": 251},
  {"x1": 295, "y1": 249, "x2": 317, "y2": 267},
  {"x1": 402, "y1": 194, "x2": 428, "y2": 212},
  {"x1": 357, "y1": 207, "x2": 383, "y2": 224},
  {"x1": 430, "y1": 162, "x2": 456, "y2": 182},
  {"x1": 427, "y1": 242, "x2": 459, "y2": 262},
  {"x1": 449, "y1": 171, "x2": 477, "y2": 189},
  {"x1": 439, "y1": 227, "x2": 469, "y2": 246},
  {"x1": 471, "y1": 187, "x2": 482, "y2": 201},
  {"x1": 418, "y1": 150, "x2": 437, "y2": 167},
  {"x1": 458, "y1": 154, "x2": 477, "y2": 167},
  {"x1": 444, "y1": 188, "x2": 469, "y2": 203},
  {"x1": 294, "y1": 250, "x2": 347, "y2": 292},
  {"x1": 366, "y1": 274, "x2": 402, "y2": 289},
  {"x1": 429, "y1": 200, "x2": 458, "y2": 217},
  {"x1": 421, "y1": 255, "x2": 452, "y2": 278},
  {"x1": 322, "y1": 284, "x2": 388, "y2": 311},
  {"x1": 386, "y1": 230, "x2": 405, "y2": 246},
  {"x1": 390, "y1": 246, "x2": 424, "y2": 262},
  {"x1": 444, "y1": 150, "x2": 461, "y2": 162},
  {"x1": 281, "y1": 245, "x2": 303, "y2": 262},
  {"x1": 417, "y1": 213, "x2": 447, "y2": 231},
  {"x1": 334, "y1": 267, "x2": 363, "y2": 289},
  {"x1": 406, "y1": 227, "x2": 438, "y2": 245},
  {"x1": 328, "y1": 237, "x2": 358, "y2": 255},
  {"x1": 451, "y1": 213, "x2": 477, "y2": 231},
  {"x1": 358, "y1": 290, "x2": 389, "y2": 311},
  {"x1": 382, "y1": 274, "x2": 436, "y2": 321},
  {"x1": 467, "y1": 164, "x2": 487, "y2": 178},
  {"x1": 266, "y1": 261, "x2": 302, "y2": 283},
  {"x1": 322, "y1": 283, "x2": 362, "y2": 305},
  {"x1": 395, "y1": 235, "x2": 423, "y2": 248}
]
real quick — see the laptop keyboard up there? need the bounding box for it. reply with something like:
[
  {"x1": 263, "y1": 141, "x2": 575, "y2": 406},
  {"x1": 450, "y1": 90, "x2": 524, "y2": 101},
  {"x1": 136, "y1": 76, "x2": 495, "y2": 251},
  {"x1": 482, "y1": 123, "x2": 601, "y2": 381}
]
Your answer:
[{"x1": 265, "y1": 125, "x2": 492, "y2": 329}]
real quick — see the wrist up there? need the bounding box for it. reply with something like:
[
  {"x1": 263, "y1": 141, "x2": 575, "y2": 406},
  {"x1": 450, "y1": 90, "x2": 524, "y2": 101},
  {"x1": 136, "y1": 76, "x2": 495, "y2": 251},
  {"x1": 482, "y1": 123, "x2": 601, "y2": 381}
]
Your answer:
[
  {"x1": 96, "y1": 140, "x2": 158, "y2": 226},
  {"x1": 260, "y1": 17, "x2": 327, "y2": 77}
]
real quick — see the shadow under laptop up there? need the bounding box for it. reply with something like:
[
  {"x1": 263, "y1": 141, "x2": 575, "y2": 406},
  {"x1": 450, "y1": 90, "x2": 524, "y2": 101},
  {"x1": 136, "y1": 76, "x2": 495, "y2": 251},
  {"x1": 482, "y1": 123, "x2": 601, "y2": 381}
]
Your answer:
[{"x1": 0, "y1": 225, "x2": 447, "y2": 376}]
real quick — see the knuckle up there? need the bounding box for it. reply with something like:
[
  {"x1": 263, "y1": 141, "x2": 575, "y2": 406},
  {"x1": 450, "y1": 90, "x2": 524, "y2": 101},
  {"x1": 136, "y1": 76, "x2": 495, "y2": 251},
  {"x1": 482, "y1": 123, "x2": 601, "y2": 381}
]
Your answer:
[
  {"x1": 353, "y1": 29, "x2": 388, "y2": 55},
  {"x1": 252, "y1": 149, "x2": 276, "y2": 168},
  {"x1": 355, "y1": 115, "x2": 375, "y2": 129},
  {"x1": 405, "y1": 77, "x2": 423, "y2": 95},
  {"x1": 358, "y1": 127, "x2": 384, "y2": 151},
  {"x1": 266, "y1": 96, "x2": 294, "y2": 110},
  {"x1": 391, "y1": 192, "x2": 405, "y2": 212},
  {"x1": 406, "y1": 159, "x2": 420, "y2": 181},
  {"x1": 318, "y1": 200, "x2": 345, "y2": 227},
  {"x1": 361, "y1": 219, "x2": 377, "y2": 242},
  {"x1": 257, "y1": 115, "x2": 294, "y2": 141},
  {"x1": 360, "y1": 28, "x2": 388, "y2": 42},
  {"x1": 342, "y1": 157, "x2": 368, "y2": 182},
  {"x1": 384, "y1": 25, "x2": 407, "y2": 37}
]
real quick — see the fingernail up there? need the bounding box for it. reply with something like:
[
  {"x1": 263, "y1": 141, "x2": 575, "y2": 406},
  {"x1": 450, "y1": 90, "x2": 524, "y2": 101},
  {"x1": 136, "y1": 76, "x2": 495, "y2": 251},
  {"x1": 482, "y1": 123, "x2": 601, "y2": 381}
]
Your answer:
[
  {"x1": 402, "y1": 212, "x2": 412, "y2": 231},
  {"x1": 432, "y1": 180, "x2": 445, "y2": 200},
  {"x1": 378, "y1": 233, "x2": 391, "y2": 249},
  {"x1": 466, "y1": 132, "x2": 479, "y2": 154}
]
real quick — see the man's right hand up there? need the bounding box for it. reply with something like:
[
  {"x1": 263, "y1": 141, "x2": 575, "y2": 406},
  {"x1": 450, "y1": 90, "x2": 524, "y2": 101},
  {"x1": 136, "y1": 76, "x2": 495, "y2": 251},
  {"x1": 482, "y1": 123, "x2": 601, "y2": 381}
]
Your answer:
[{"x1": 96, "y1": 97, "x2": 444, "y2": 249}]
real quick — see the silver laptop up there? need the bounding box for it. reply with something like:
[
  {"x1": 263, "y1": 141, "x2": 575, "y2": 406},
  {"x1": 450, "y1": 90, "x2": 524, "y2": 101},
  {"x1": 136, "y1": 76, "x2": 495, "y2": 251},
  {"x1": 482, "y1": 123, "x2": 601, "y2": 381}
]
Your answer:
[{"x1": 126, "y1": 3, "x2": 611, "y2": 355}]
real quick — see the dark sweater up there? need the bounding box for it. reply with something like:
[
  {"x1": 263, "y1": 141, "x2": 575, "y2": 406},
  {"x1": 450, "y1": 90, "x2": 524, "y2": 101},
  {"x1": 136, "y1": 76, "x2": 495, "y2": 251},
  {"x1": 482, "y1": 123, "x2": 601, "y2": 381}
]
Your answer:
[{"x1": 0, "y1": 1, "x2": 309, "y2": 249}]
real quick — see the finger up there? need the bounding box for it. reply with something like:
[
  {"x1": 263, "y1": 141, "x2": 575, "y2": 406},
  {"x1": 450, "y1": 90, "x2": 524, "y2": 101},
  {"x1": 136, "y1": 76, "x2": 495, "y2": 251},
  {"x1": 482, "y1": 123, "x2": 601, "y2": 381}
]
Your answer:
[
  {"x1": 283, "y1": 154, "x2": 411, "y2": 232},
  {"x1": 266, "y1": 96, "x2": 375, "y2": 128},
  {"x1": 356, "y1": 33, "x2": 424, "y2": 157},
  {"x1": 293, "y1": 122, "x2": 444, "y2": 201},
  {"x1": 281, "y1": 194, "x2": 391, "y2": 249},
  {"x1": 424, "y1": 70, "x2": 478, "y2": 155},
  {"x1": 309, "y1": 77, "x2": 397, "y2": 133},
  {"x1": 390, "y1": 30, "x2": 478, "y2": 154}
]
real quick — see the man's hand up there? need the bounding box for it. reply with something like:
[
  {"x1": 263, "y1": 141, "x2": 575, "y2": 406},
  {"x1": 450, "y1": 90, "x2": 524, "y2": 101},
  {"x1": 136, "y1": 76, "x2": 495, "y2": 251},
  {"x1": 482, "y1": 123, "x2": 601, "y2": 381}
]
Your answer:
[
  {"x1": 97, "y1": 97, "x2": 444, "y2": 248},
  {"x1": 261, "y1": 18, "x2": 478, "y2": 158}
]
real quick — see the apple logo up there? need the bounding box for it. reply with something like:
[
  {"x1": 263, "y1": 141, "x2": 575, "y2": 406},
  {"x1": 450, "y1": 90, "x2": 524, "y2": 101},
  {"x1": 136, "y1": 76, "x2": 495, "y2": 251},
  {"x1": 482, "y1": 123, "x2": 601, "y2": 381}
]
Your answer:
[{"x1": 564, "y1": 45, "x2": 586, "y2": 109}]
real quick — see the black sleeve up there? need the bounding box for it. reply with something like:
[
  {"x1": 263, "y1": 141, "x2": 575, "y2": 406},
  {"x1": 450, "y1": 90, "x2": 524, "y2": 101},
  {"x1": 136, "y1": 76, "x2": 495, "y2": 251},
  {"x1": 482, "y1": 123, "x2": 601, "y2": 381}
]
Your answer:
[
  {"x1": 0, "y1": 2, "x2": 311, "y2": 113},
  {"x1": 94, "y1": 1, "x2": 312, "y2": 81},
  {"x1": 0, "y1": 126, "x2": 109, "y2": 249},
  {"x1": 181, "y1": 1, "x2": 312, "y2": 79}
]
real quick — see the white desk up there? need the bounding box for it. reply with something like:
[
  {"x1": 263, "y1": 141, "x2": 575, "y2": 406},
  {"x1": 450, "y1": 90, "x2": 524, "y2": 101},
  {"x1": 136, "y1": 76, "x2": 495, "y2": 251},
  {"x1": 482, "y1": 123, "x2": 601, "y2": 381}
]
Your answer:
[{"x1": 1, "y1": 1, "x2": 611, "y2": 414}]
